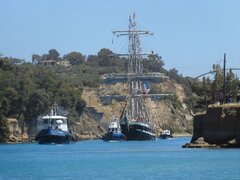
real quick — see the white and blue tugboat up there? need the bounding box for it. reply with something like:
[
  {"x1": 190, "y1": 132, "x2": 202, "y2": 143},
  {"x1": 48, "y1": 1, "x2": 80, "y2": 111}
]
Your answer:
[
  {"x1": 35, "y1": 104, "x2": 74, "y2": 144},
  {"x1": 102, "y1": 116, "x2": 126, "y2": 141},
  {"x1": 159, "y1": 129, "x2": 173, "y2": 139}
]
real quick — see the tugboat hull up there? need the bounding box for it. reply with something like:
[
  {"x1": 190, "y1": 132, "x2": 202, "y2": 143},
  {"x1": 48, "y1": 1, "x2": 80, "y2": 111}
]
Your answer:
[
  {"x1": 159, "y1": 134, "x2": 173, "y2": 139},
  {"x1": 102, "y1": 132, "x2": 126, "y2": 141},
  {"x1": 35, "y1": 129, "x2": 74, "y2": 144},
  {"x1": 121, "y1": 123, "x2": 156, "y2": 141}
]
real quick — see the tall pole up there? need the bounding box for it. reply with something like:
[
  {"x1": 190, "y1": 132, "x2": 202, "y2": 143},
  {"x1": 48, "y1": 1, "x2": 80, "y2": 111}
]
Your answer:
[
  {"x1": 203, "y1": 77, "x2": 207, "y2": 108},
  {"x1": 223, "y1": 53, "x2": 226, "y2": 96}
]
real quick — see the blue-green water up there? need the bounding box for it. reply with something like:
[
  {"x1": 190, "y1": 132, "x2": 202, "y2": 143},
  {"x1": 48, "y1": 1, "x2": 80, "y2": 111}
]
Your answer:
[{"x1": 0, "y1": 137, "x2": 240, "y2": 180}]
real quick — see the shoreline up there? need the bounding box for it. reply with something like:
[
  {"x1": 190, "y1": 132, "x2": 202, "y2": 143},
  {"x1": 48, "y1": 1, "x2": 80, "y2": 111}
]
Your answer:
[{"x1": 172, "y1": 133, "x2": 192, "y2": 137}]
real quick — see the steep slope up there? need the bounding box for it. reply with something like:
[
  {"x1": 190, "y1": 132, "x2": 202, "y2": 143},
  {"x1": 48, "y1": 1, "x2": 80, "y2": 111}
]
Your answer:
[{"x1": 73, "y1": 79, "x2": 193, "y2": 138}]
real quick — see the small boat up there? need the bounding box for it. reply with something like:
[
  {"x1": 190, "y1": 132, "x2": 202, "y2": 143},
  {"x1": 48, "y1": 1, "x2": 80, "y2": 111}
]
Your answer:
[
  {"x1": 102, "y1": 116, "x2": 126, "y2": 141},
  {"x1": 35, "y1": 104, "x2": 74, "y2": 144},
  {"x1": 159, "y1": 129, "x2": 173, "y2": 139}
]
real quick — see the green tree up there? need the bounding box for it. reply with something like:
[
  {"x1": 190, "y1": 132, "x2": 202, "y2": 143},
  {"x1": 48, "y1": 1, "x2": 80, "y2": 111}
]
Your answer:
[
  {"x1": 41, "y1": 54, "x2": 49, "y2": 60},
  {"x1": 211, "y1": 64, "x2": 223, "y2": 102},
  {"x1": 32, "y1": 54, "x2": 42, "y2": 64},
  {"x1": 76, "y1": 98, "x2": 86, "y2": 116},
  {"x1": 98, "y1": 48, "x2": 113, "y2": 57},
  {"x1": 167, "y1": 68, "x2": 180, "y2": 81},
  {"x1": 226, "y1": 69, "x2": 238, "y2": 95},
  {"x1": 6, "y1": 57, "x2": 24, "y2": 64},
  {"x1": 24, "y1": 89, "x2": 50, "y2": 128},
  {"x1": 63, "y1": 51, "x2": 85, "y2": 65},
  {"x1": 0, "y1": 57, "x2": 15, "y2": 71},
  {"x1": 149, "y1": 54, "x2": 164, "y2": 67},
  {"x1": 2, "y1": 87, "x2": 19, "y2": 117},
  {"x1": 98, "y1": 48, "x2": 115, "y2": 67},
  {"x1": 48, "y1": 49, "x2": 60, "y2": 60},
  {"x1": 0, "y1": 115, "x2": 9, "y2": 143},
  {"x1": 143, "y1": 54, "x2": 165, "y2": 73},
  {"x1": 87, "y1": 55, "x2": 98, "y2": 63}
]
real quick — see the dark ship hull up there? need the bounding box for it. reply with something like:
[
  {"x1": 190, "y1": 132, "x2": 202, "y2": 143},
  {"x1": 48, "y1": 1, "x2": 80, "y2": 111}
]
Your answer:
[
  {"x1": 159, "y1": 134, "x2": 173, "y2": 139},
  {"x1": 35, "y1": 128, "x2": 74, "y2": 144},
  {"x1": 102, "y1": 132, "x2": 126, "y2": 141},
  {"x1": 120, "y1": 122, "x2": 156, "y2": 141}
]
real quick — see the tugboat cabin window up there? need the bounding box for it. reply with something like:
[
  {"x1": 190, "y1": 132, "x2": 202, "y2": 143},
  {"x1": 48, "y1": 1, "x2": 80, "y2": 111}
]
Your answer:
[{"x1": 43, "y1": 119, "x2": 66, "y2": 125}]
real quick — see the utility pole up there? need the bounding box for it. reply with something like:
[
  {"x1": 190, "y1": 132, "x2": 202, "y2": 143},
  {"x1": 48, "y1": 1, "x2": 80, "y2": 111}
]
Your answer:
[
  {"x1": 223, "y1": 53, "x2": 226, "y2": 96},
  {"x1": 203, "y1": 77, "x2": 207, "y2": 108}
]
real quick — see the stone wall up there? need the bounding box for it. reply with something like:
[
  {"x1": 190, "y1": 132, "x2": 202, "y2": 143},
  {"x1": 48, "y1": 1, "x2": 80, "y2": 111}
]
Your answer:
[
  {"x1": 204, "y1": 105, "x2": 240, "y2": 145},
  {"x1": 191, "y1": 113, "x2": 205, "y2": 142},
  {"x1": 184, "y1": 104, "x2": 240, "y2": 148}
]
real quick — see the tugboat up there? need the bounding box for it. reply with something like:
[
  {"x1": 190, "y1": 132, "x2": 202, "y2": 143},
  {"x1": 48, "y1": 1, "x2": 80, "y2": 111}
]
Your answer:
[
  {"x1": 159, "y1": 129, "x2": 173, "y2": 139},
  {"x1": 35, "y1": 104, "x2": 74, "y2": 144},
  {"x1": 102, "y1": 116, "x2": 126, "y2": 141}
]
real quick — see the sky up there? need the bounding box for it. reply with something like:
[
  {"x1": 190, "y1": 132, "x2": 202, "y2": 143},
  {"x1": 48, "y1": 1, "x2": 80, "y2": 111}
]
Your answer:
[{"x1": 1, "y1": 0, "x2": 240, "y2": 78}]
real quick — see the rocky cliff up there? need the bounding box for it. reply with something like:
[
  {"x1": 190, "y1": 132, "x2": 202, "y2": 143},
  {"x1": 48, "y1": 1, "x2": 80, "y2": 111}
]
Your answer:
[
  {"x1": 7, "y1": 118, "x2": 30, "y2": 143},
  {"x1": 183, "y1": 104, "x2": 240, "y2": 148},
  {"x1": 75, "y1": 79, "x2": 193, "y2": 138}
]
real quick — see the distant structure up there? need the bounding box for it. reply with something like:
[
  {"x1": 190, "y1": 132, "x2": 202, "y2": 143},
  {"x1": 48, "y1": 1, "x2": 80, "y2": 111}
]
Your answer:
[{"x1": 38, "y1": 59, "x2": 71, "y2": 67}]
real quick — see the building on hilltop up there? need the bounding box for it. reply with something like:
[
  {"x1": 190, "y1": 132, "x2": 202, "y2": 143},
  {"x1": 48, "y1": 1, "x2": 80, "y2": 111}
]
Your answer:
[{"x1": 38, "y1": 59, "x2": 71, "y2": 67}]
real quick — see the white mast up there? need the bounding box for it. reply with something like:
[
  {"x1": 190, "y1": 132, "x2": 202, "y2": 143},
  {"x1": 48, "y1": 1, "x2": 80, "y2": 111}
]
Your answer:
[{"x1": 113, "y1": 13, "x2": 153, "y2": 120}]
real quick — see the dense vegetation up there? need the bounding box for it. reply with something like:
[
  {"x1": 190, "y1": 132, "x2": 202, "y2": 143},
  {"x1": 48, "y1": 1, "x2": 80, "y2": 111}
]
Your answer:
[
  {"x1": 186, "y1": 64, "x2": 240, "y2": 112},
  {"x1": 0, "y1": 48, "x2": 240, "y2": 141},
  {"x1": 0, "y1": 55, "x2": 86, "y2": 138}
]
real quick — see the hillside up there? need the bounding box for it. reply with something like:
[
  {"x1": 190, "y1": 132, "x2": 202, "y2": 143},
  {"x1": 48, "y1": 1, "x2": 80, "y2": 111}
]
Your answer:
[
  {"x1": 1, "y1": 49, "x2": 239, "y2": 143},
  {"x1": 70, "y1": 78, "x2": 193, "y2": 140},
  {"x1": 1, "y1": 54, "x2": 194, "y2": 142}
]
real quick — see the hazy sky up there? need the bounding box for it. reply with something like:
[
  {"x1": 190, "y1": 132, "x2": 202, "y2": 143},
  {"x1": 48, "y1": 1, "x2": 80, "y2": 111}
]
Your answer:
[{"x1": 1, "y1": 0, "x2": 240, "y2": 78}]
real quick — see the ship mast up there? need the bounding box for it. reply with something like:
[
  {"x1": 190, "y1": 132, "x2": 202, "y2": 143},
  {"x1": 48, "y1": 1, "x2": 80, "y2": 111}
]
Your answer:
[
  {"x1": 113, "y1": 13, "x2": 153, "y2": 120},
  {"x1": 101, "y1": 13, "x2": 172, "y2": 123}
]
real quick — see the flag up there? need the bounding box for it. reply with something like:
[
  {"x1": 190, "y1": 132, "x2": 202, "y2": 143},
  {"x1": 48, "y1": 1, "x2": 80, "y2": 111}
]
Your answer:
[{"x1": 143, "y1": 82, "x2": 150, "y2": 94}]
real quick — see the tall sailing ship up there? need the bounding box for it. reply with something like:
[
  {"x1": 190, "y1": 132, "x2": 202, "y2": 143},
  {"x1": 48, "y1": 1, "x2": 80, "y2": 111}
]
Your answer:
[{"x1": 101, "y1": 13, "x2": 171, "y2": 140}]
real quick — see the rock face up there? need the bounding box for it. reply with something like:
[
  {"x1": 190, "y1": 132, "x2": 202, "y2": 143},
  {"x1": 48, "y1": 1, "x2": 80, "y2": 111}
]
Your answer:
[
  {"x1": 7, "y1": 118, "x2": 30, "y2": 143},
  {"x1": 183, "y1": 104, "x2": 240, "y2": 148},
  {"x1": 70, "y1": 109, "x2": 106, "y2": 141},
  {"x1": 81, "y1": 79, "x2": 193, "y2": 137}
]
